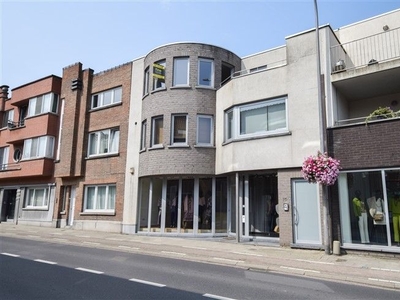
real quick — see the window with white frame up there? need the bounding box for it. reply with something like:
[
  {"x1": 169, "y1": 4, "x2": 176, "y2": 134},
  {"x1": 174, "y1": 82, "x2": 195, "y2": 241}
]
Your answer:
[
  {"x1": 2, "y1": 109, "x2": 14, "y2": 128},
  {"x1": 143, "y1": 67, "x2": 150, "y2": 96},
  {"x1": 91, "y1": 87, "x2": 122, "y2": 109},
  {"x1": 197, "y1": 115, "x2": 213, "y2": 146},
  {"x1": 88, "y1": 128, "x2": 119, "y2": 156},
  {"x1": 153, "y1": 60, "x2": 166, "y2": 90},
  {"x1": 173, "y1": 57, "x2": 189, "y2": 86},
  {"x1": 27, "y1": 93, "x2": 58, "y2": 117},
  {"x1": 198, "y1": 58, "x2": 214, "y2": 87},
  {"x1": 22, "y1": 136, "x2": 55, "y2": 160},
  {"x1": 84, "y1": 185, "x2": 116, "y2": 212},
  {"x1": 0, "y1": 147, "x2": 9, "y2": 170},
  {"x1": 25, "y1": 187, "x2": 49, "y2": 208},
  {"x1": 171, "y1": 114, "x2": 188, "y2": 145},
  {"x1": 225, "y1": 97, "x2": 287, "y2": 141},
  {"x1": 140, "y1": 120, "x2": 147, "y2": 150},
  {"x1": 151, "y1": 116, "x2": 163, "y2": 147}
]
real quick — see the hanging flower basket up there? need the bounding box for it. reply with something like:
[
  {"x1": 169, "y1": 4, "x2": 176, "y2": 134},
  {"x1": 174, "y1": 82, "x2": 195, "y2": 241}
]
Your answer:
[{"x1": 301, "y1": 152, "x2": 341, "y2": 186}]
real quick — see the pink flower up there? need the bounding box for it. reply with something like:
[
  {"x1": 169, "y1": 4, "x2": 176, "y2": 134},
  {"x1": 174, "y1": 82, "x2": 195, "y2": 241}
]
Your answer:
[{"x1": 301, "y1": 152, "x2": 341, "y2": 185}]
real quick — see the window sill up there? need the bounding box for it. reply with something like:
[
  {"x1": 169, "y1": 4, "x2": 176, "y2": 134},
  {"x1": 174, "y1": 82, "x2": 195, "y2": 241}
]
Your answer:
[
  {"x1": 195, "y1": 85, "x2": 216, "y2": 91},
  {"x1": 170, "y1": 85, "x2": 191, "y2": 90},
  {"x1": 142, "y1": 93, "x2": 149, "y2": 100},
  {"x1": 223, "y1": 130, "x2": 292, "y2": 145},
  {"x1": 139, "y1": 148, "x2": 146, "y2": 153},
  {"x1": 148, "y1": 145, "x2": 164, "y2": 151},
  {"x1": 194, "y1": 145, "x2": 215, "y2": 148},
  {"x1": 22, "y1": 207, "x2": 49, "y2": 211},
  {"x1": 89, "y1": 102, "x2": 122, "y2": 112},
  {"x1": 85, "y1": 153, "x2": 119, "y2": 160},
  {"x1": 80, "y1": 211, "x2": 116, "y2": 216},
  {"x1": 151, "y1": 87, "x2": 167, "y2": 94},
  {"x1": 168, "y1": 144, "x2": 190, "y2": 148}
]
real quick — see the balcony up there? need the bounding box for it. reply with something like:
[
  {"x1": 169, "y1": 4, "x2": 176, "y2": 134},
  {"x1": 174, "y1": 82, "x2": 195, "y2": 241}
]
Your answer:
[
  {"x1": 328, "y1": 117, "x2": 400, "y2": 170},
  {"x1": 331, "y1": 27, "x2": 400, "y2": 74},
  {"x1": 0, "y1": 158, "x2": 54, "y2": 179}
]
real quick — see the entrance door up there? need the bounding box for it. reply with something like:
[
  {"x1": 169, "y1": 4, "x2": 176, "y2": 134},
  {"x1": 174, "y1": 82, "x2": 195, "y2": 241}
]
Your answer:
[
  {"x1": 1, "y1": 190, "x2": 17, "y2": 221},
  {"x1": 68, "y1": 187, "x2": 76, "y2": 226},
  {"x1": 292, "y1": 179, "x2": 321, "y2": 245}
]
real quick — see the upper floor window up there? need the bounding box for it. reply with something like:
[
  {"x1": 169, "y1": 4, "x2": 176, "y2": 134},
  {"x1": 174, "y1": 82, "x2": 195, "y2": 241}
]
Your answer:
[
  {"x1": 197, "y1": 115, "x2": 213, "y2": 146},
  {"x1": 88, "y1": 128, "x2": 120, "y2": 157},
  {"x1": 84, "y1": 184, "x2": 116, "y2": 212},
  {"x1": 153, "y1": 60, "x2": 166, "y2": 90},
  {"x1": 28, "y1": 93, "x2": 58, "y2": 117},
  {"x1": 198, "y1": 58, "x2": 214, "y2": 87},
  {"x1": 22, "y1": 136, "x2": 55, "y2": 160},
  {"x1": 225, "y1": 97, "x2": 287, "y2": 142},
  {"x1": 140, "y1": 120, "x2": 147, "y2": 151},
  {"x1": 173, "y1": 57, "x2": 189, "y2": 86},
  {"x1": 91, "y1": 87, "x2": 122, "y2": 109},
  {"x1": 25, "y1": 187, "x2": 49, "y2": 208},
  {"x1": 143, "y1": 67, "x2": 150, "y2": 96},
  {"x1": 2, "y1": 109, "x2": 14, "y2": 128},
  {"x1": 171, "y1": 114, "x2": 188, "y2": 145},
  {"x1": 0, "y1": 146, "x2": 9, "y2": 170},
  {"x1": 151, "y1": 116, "x2": 163, "y2": 147}
]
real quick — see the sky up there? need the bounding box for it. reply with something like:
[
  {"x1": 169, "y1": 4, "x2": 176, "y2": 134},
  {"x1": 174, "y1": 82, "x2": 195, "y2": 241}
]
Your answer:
[{"x1": 1, "y1": 0, "x2": 400, "y2": 91}]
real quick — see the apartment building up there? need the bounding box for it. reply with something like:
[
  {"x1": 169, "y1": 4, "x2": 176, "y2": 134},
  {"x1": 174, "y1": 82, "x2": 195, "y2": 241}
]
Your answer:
[
  {"x1": 0, "y1": 76, "x2": 61, "y2": 225},
  {"x1": 1, "y1": 9, "x2": 399, "y2": 254}
]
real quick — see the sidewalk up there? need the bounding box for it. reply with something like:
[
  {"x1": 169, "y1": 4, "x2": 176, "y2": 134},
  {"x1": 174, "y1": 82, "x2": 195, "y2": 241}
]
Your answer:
[{"x1": 1, "y1": 222, "x2": 400, "y2": 291}]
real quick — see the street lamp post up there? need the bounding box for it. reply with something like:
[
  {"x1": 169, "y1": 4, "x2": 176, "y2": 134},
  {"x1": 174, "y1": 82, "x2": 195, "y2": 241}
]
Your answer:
[{"x1": 313, "y1": 0, "x2": 331, "y2": 255}]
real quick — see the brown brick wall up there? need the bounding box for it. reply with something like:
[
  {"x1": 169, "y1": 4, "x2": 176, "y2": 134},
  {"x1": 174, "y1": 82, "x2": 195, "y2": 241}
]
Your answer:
[{"x1": 328, "y1": 119, "x2": 400, "y2": 170}]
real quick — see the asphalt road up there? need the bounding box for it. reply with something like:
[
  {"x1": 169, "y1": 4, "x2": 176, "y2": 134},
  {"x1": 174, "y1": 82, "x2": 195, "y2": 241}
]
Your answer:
[{"x1": 1, "y1": 236, "x2": 399, "y2": 300}]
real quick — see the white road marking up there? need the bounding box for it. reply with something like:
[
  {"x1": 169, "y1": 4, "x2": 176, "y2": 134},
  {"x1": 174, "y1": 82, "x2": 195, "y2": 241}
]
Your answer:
[
  {"x1": 296, "y1": 259, "x2": 334, "y2": 265},
  {"x1": 117, "y1": 245, "x2": 140, "y2": 250},
  {"x1": 139, "y1": 241, "x2": 161, "y2": 245},
  {"x1": 106, "y1": 237, "x2": 126, "y2": 241},
  {"x1": 280, "y1": 266, "x2": 320, "y2": 273},
  {"x1": 27, "y1": 235, "x2": 40, "y2": 238},
  {"x1": 371, "y1": 267, "x2": 400, "y2": 273},
  {"x1": 161, "y1": 251, "x2": 186, "y2": 256},
  {"x1": 1, "y1": 253, "x2": 20, "y2": 257},
  {"x1": 231, "y1": 251, "x2": 262, "y2": 257},
  {"x1": 34, "y1": 259, "x2": 57, "y2": 265},
  {"x1": 369, "y1": 278, "x2": 400, "y2": 284},
  {"x1": 129, "y1": 278, "x2": 165, "y2": 287},
  {"x1": 75, "y1": 235, "x2": 91, "y2": 238},
  {"x1": 52, "y1": 238, "x2": 69, "y2": 242},
  {"x1": 203, "y1": 293, "x2": 237, "y2": 300},
  {"x1": 213, "y1": 257, "x2": 244, "y2": 264},
  {"x1": 75, "y1": 267, "x2": 104, "y2": 274},
  {"x1": 182, "y1": 246, "x2": 207, "y2": 250}
]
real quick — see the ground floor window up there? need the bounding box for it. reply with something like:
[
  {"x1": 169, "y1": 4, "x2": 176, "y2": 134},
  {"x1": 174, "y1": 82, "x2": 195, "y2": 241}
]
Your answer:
[
  {"x1": 84, "y1": 184, "x2": 116, "y2": 213},
  {"x1": 338, "y1": 169, "x2": 400, "y2": 247},
  {"x1": 25, "y1": 187, "x2": 49, "y2": 208},
  {"x1": 138, "y1": 176, "x2": 228, "y2": 235}
]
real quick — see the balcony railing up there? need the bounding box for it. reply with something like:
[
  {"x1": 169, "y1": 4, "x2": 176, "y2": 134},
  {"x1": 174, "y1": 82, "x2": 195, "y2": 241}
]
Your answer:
[
  {"x1": 7, "y1": 120, "x2": 25, "y2": 129},
  {"x1": 0, "y1": 163, "x2": 21, "y2": 172},
  {"x1": 334, "y1": 114, "x2": 400, "y2": 127},
  {"x1": 331, "y1": 27, "x2": 400, "y2": 73}
]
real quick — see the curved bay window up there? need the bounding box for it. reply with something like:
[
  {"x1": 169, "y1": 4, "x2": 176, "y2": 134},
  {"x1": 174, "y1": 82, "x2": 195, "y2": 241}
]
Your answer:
[{"x1": 338, "y1": 169, "x2": 400, "y2": 248}]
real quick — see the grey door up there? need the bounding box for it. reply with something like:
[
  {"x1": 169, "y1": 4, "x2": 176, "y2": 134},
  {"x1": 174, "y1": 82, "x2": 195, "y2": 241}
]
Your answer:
[{"x1": 292, "y1": 179, "x2": 321, "y2": 245}]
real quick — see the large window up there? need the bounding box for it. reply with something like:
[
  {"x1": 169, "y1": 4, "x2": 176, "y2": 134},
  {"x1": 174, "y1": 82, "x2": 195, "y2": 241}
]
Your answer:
[
  {"x1": 338, "y1": 169, "x2": 400, "y2": 248},
  {"x1": 140, "y1": 120, "x2": 147, "y2": 150},
  {"x1": 198, "y1": 58, "x2": 214, "y2": 87},
  {"x1": 173, "y1": 57, "x2": 189, "y2": 86},
  {"x1": 25, "y1": 187, "x2": 49, "y2": 208},
  {"x1": 88, "y1": 128, "x2": 119, "y2": 156},
  {"x1": 171, "y1": 114, "x2": 187, "y2": 145},
  {"x1": 22, "y1": 136, "x2": 55, "y2": 160},
  {"x1": 153, "y1": 60, "x2": 166, "y2": 90},
  {"x1": 28, "y1": 93, "x2": 58, "y2": 117},
  {"x1": 2, "y1": 109, "x2": 14, "y2": 128},
  {"x1": 151, "y1": 116, "x2": 163, "y2": 147},
  {"x1": 225, "y1": 97, "x2": 287, "y2": 141},
  {"x1": 0, "y1": 147, "x2": 9, "y2": 170},
  {"x1": 197, "y1": 115, "x2": 213, "y2": 146},
  {"x1": 84, "y1": 185, "x2": 116, "y2": 212},
  {"x1": 91, "y1": 87, "x2": 122, "y2": 109}
]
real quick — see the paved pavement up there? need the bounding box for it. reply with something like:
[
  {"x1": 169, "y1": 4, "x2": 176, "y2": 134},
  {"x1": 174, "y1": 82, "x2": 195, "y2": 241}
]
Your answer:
[{"x1": 1, "y1": 222, "x2": 400, "y2": 291}]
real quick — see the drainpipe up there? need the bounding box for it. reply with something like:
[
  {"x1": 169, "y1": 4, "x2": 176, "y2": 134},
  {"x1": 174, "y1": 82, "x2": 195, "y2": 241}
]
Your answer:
[{"x1": 314, "y1": 0, "x2": 331, "y2": 255}]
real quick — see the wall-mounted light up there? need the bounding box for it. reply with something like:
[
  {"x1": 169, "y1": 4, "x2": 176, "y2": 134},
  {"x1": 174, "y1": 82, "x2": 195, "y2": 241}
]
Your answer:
[{"x1": 383, "y1": 25, "x2": 389, "y2": 31}]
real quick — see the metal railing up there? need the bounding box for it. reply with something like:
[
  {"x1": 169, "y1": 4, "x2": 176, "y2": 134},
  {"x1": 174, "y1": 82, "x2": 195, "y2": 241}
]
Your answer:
[
  {"x1": 334, "y1": 114, "x2": 400, "y2": 127},
  {"x1": 0, "y1": 163, "x2": 21, "y2": 172},
  {"x1": 331, "y1": 27, "x2": 400, "y2": 73},
  {"x1": 7, "y1": 120, "x2": 25, "y2": 129}
]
